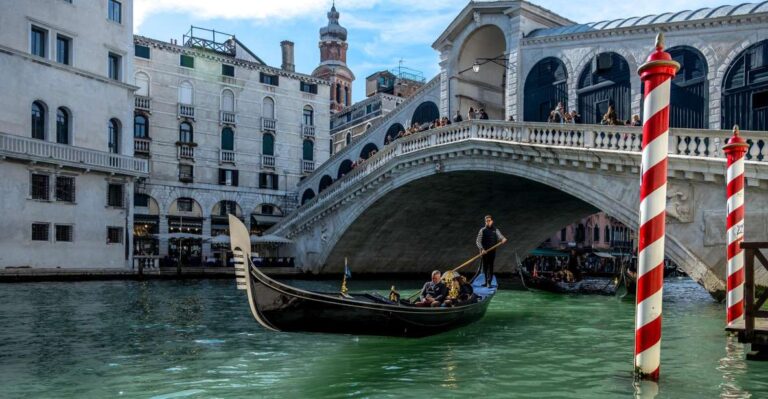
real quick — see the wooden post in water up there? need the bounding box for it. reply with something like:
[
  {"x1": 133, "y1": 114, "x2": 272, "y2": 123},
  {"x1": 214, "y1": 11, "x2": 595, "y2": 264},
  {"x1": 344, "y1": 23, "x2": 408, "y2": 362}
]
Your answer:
[
  {"x1": 723, "y1": 126, "x2": 748, "y2": 327},
  {"x1": 634, "y1": 32, "x2": 679, "y2": 381}
]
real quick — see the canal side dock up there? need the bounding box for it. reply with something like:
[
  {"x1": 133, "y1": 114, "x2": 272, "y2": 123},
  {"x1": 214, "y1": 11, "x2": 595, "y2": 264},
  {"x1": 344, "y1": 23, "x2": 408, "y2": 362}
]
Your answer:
[
  {"x1": 725, "y1": 242, "x2": 768, "y2": 360},
  {"x1": 726, "y1": 320, "x2": 768, "y2": 360},
  {"x1": 0, "y1": 267, "x2": 304, "y2": 282}
]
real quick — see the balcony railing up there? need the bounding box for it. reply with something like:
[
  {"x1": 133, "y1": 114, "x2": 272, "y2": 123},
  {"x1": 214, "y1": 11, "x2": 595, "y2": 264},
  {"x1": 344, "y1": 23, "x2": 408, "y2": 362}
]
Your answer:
[
  {"x1": 261, "y1": 117, "x2": 277, "y2": 132},
  {"x1": 0, "y1": 131, "x2": 148, "y2": 176},
  {"x1": 135, "y1": 95, "x2": 151, "y2": 111},
  {"x1": 220, "y1": 149, "x2": 235, "y2": 163},
  {"x1": 134, "y1": 137, "x2": 151, "y2": 155},
  {"x1": 302, "y1": 159, "x2": 315, "y2": 173},
  {"x1": 220, "y1": 111, "x2": 236, "y2": 125},
  {"x1": 262, "y1": 154, "x2": 275, "y2": 168},
  {"x1": 177, "y1": 143, "x2": 195, "y2": 159},
  {"x1": 302, "y1": 124, "x2": 315, "y2": 138},
  {"x1": 178, "y1": 103, "x2": 195, "y2": 119}
]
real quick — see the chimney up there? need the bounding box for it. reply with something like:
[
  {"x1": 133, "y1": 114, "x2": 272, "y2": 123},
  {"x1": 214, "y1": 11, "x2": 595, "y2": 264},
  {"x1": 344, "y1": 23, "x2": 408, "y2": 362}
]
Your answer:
[{"x1": 280, "y1": 40, "x2": 295, "y2": 72}]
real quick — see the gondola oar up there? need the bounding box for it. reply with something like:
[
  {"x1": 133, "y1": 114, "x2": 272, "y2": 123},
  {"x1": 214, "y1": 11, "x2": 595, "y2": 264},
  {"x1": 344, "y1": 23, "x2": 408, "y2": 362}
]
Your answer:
[{"x1": 407, "y1": 240, "x2": 507, "y2": 301}]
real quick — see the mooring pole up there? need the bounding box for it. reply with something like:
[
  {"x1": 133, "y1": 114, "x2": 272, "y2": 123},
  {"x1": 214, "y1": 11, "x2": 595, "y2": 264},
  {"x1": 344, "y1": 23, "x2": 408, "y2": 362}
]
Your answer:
[
  {"x1": 723, "y1": 126, "x2": 749, "y2": 327},
  {"x1": 634, "y1": 32, "x2": 679, "y2": 381}
]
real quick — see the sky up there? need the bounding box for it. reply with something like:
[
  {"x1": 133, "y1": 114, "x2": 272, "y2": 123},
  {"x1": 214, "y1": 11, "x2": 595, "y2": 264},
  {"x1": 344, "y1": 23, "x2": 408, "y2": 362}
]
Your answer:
[{"x1": 134, "y1": 0, "x2": 736, "y2": 103}]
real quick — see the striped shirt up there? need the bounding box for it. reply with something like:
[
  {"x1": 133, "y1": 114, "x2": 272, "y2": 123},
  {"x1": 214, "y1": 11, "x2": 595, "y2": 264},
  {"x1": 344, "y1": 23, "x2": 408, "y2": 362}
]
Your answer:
[{"x1": 476, "y1": 227, "x2": 506, "y2": 250}]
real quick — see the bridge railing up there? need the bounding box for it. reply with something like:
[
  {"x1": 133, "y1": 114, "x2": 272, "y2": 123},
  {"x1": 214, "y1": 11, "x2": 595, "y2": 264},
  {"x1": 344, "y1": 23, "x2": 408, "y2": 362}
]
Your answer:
[{"x1": 281, "y1": 120, "x2": 768, "y2": 233}]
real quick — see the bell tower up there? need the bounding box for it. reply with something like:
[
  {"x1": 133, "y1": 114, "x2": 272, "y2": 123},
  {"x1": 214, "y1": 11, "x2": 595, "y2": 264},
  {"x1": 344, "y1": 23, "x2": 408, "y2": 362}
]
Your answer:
[{"x1": 312, "y1": 2, "x2": 355, "y2": 114}]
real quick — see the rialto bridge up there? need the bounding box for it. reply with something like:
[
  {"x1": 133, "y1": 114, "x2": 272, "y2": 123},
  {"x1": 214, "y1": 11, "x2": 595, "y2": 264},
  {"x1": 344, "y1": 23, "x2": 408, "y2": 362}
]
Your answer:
[{"x1": 267, "y1": 1, "x2": 768, "y2": 296}]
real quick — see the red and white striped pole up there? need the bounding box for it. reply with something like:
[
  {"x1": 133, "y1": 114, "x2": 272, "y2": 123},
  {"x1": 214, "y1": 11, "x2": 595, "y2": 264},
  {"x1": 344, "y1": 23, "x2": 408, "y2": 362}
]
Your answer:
[
  {"x1": 634, "y1": 32, "x2": 679, "y2": 381},
  {"x1": 723, "y1": 126, "x2": 749, "y2": 327}
]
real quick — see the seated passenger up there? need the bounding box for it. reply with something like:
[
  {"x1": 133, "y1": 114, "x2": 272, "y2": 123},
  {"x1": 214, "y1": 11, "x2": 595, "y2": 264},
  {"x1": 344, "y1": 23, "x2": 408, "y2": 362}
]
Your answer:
[
  {"x1": 443, "y1": 275, "x2": 475, "y2": 307},
  {"x1": 415, "y1": 270, "x2": 447, "y2": 307}
]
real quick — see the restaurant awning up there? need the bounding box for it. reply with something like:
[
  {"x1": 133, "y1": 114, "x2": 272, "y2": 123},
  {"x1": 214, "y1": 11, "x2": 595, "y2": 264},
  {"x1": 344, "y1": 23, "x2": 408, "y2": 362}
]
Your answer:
[
  {"x1": 528, "y1": 248, "x2": 566, "y2": 257},
  {"x1": 592, "y1": 252, "x2": 615, "y2": 258}
]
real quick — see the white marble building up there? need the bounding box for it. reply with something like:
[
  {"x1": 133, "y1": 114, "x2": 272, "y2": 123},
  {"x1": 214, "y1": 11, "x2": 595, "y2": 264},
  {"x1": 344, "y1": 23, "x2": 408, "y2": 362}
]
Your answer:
[
  {"x1": 0, "y1": 0, "x2": 147, "y2": 269},
  {"x1": 132, "y1": 30, "x2": 331, "y2": 264}
]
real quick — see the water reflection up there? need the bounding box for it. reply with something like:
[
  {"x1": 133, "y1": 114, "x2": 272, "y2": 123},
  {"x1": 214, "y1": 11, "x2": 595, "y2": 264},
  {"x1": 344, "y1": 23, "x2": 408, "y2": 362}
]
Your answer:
[
  {"x1": 718, "y1": 334, "x2": 750, "y2": 398},
  {"x1": 633, "y1": 380, "x2": 659, "y2": 399}
]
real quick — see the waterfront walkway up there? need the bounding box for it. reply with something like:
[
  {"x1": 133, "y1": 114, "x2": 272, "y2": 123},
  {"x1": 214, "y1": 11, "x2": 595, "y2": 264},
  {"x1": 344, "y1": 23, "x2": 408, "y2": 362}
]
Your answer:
[{"x1": 0, "y1": 266, "x2": 303, "y2": 282}]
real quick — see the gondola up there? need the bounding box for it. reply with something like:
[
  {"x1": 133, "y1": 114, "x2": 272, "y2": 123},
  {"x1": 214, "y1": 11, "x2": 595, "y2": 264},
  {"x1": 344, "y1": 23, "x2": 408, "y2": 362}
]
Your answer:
[
  {"x1": 227, "y1": 215, "x2": 497, "y2": 338},
  {"x1": 522, "y1": 270, "x2": 636, "y2": 297}
]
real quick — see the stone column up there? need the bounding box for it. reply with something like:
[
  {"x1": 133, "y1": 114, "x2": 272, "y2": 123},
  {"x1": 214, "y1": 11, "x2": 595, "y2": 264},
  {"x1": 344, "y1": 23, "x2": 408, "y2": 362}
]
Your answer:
[
  {"x1": 202, "y1": 217, "x2": 212, "y2": 262},
  {"x1": 505, "y1": 46, "x2": 521, "y2": 121},
  {"x1": 438, "y1": 44, "x2": 453, "y2": 117},
  {"x1": 158, "y1": 215, "x2": 169, "y2": 257}
]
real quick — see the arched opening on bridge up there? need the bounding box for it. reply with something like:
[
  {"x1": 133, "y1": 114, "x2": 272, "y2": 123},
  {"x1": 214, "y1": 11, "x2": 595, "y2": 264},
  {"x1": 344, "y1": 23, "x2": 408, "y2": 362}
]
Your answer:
[
  {"x1": 337, "y1": 159, "x2": 353, "y2": 179},
  {"x1": 318, "y1": 175, "x2": 334, "y2": 193},
  {"x1": 667, "y1": 46, "x2": 708, "y2": 129},
  {"x1": 360, "y1": 143, "x2": 378, "y2": 160},
  {"x1": 455, "y1": 24, "x2": 507, "y2": 120},
  {"x1": 411, "y1": 101, "x2": 439, "y2": 127},
  {"x1": 385, "y1": 123, "x2": 404, "y2": 145},
  {"x1": 722, "y1": 39, "x2": 768, "y2": 131},
  {"x1": 524, "y1": 57, "x2": 568, "y2": 122},
  {"x1": 577, "y1": 52, "x2": 631, "y2": 124},
  {"x1": 301, "y1": 189, "x2": 316, "y2": 205}
]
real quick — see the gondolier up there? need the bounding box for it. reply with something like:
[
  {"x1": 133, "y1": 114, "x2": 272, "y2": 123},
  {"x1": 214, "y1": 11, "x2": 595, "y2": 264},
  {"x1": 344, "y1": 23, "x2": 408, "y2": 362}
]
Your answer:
[{"x1": 476, "y1": 215, "x2": 507, "y2": 287}]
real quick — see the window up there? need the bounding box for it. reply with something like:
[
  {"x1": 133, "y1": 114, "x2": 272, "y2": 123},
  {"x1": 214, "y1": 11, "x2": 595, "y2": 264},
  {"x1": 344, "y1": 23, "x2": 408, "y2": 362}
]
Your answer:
[
  {"x1": 56, "y1": 35, "x2": 71, "y2": 65},
  {"x1": 303, "y1": 106, "x2": 314, "y2": 126},
  {"x1": 107, "y1": 227, "x2": 122, "y2": 244},
  {"x1": 366, "y1": 104, "x2": 372, "y2": 114},
  {"x1": 329, "y1": 139, "x2": 333, "y2": 155},
  {"x1": 303, "y1": 139, "x2": 314, "y2": 161},
  {"x1": 31, "y1": 101, "x2": 46, "y2": 140},
  {"x1": 179, "y1": 164, "x2": 193, "y2": 182},
  {"x1": 221, "y1": 90, "x2": 235, "y2": 112},
  {"x1": 134, "y1": 115, "x2": 148, "y2": 138},
  {"x1": 259, "y1": 173, "x2": 279, "y2": 190},
  {"x1": 107, "y1": 183, "x2": 124, "y2": 207},
  {"x1": 593, "y1": 226, "x2": 600, "y2": 242},
  {"x1": 177, "y1": 198, "x2": 193, "y2": 212},
  {"x1": 32, "y1": 223, "x2": 49, "y2": 241},
  {"x1": 605, "y1": 226, "x2": 611, "y2": 243},
  {"x1": 753, "y1": 90, "x2": 768, "y2": 109},
  {"x1": 221, "y1": 128, "x2": 234, "y2": 151},
  {"x1": 108, "y1": 53, "x2": 121, "y2": 80},
  {"x1": 30, "y1": 173, "x2": 50, "y2": 200},
  {"x1": 179, "y1": 81, "x2": 193, "y2": 104},
  {"x1": 134, "y1": 193, "x2": 149, "y2": 207},
  {"x1": 262, "y1": 133, "x2": 274, "y2": 156},
  {"x1": 300, "y1": 82, "x2": 317, "y2": 94},
  {"x1": 180, "y1": 54, "x2": 194, "y2": 68},
  {"x1": 345, "y1": 133, "x2": 351, "y2": 145},
  {"x1": 219, "y1": 200, "x2": 238, "y2": 216},
  {"x1": 222, "y1": 64, "x2": 235, "y2": 77},
  {"x1": 108, "y1": 0, "x2": 122, "y2": 23},
  {"x1": 135, "y1": 72, "x2": 150, "y2": 96},
  {"x1": 260, "y1": 73, "x2": 279, "y2": 86},
  {"x1": 134, "y1": 44, "x2": 150, "y2": 59},
  {"x1": 55, "y1": 225, "x2": 73, "y2": 242},
  {"x1": 108, "y1": 119, "x2": 120, "y2": 153},
  {"x1": 262, "y1": 97, "x2": 275, "y2": 119},
  {"x1": 31, "y1": 27, "x2": 46, "y2": 57},
  {"x1": 179, "y1": 122, "x2": 193, "y2": 143},
  {"x1": 56, "y1": 108, "x2": 69, "y2": 144},
  {"x1": 219, "y1": 169, "x2": 239, "y2": 186},
  {"x1": 261, "y1": 205, "x2": 275, "y2": 215},
  {"x1": 55, "y1": 176, "x2": 75, "y2": 202}
]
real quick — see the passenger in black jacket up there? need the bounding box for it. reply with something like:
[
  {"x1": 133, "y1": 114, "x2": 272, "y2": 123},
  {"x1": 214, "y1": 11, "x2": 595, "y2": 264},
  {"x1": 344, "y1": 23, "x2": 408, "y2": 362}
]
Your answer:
[{"x1": 415, "y1": 270, "x2": 448, "y2": 307}]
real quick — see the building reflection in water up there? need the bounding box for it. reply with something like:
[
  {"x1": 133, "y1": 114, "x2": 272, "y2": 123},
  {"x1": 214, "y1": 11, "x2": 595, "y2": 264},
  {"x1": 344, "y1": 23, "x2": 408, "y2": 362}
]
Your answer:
[{"x1": 718, "y1": 334, "x2": 750, "y2": 398}]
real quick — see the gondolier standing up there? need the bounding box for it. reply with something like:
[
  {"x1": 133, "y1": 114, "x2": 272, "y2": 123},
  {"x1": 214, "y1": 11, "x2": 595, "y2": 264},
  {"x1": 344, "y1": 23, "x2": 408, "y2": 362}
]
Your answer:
[{"x1": 476, "y1": 215, "x2": 507, "y2": 287}]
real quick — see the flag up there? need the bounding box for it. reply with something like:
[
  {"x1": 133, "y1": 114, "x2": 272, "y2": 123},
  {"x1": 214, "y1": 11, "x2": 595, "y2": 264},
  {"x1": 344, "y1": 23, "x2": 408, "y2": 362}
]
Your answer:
[{"x1": 344, "y1": 264, "x2": 352, "y2": 280}]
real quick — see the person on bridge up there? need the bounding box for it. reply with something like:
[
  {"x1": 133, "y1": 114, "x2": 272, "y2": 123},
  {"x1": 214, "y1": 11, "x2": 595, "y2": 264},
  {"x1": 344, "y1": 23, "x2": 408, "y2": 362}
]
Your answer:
[{"x1": 476, "y1": 215, "x2": 508, "y2": 287}]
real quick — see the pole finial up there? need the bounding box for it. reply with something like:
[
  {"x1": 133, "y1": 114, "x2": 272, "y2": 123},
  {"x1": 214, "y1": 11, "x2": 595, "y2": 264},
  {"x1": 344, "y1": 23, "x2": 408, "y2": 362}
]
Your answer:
[
  {"x1": 733, "y1": 124, "x2": 740, "y2": 137},
  {"x1": 655, "y1": 32, "x2": 665, "y2": 51}
]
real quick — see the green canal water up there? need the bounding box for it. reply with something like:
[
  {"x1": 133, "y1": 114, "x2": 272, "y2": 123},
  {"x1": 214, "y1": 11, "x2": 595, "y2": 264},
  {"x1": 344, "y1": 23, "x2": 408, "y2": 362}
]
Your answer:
[{"x1": 1, "y1": 278, "x2": 767, "y2": 398}]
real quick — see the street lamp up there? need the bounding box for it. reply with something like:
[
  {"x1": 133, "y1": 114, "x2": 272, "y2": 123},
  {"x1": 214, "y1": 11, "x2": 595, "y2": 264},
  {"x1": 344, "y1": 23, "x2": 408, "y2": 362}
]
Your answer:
[{"x1": 472, "y1": 61, "x2": 480, "y2": 73}]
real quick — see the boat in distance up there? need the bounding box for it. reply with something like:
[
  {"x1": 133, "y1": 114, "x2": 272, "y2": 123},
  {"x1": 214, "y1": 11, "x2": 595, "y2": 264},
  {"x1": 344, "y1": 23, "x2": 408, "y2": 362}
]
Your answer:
[{"x1": 228, "y1": 215, "x2": 496, "y2": 338}]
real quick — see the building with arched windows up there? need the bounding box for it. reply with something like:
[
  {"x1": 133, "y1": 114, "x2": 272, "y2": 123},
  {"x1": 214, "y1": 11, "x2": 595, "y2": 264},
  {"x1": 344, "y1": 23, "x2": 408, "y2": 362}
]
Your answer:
[{"x1": 0, "y1": 0, "x2": 145, "y2": 269}]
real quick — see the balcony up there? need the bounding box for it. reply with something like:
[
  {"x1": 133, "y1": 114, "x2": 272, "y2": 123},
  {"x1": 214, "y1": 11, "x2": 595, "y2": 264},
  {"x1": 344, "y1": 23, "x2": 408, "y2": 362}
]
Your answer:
[
  {"x1": 220, "y1": 149, "x2": 235, "y2": 164},
  {"x1": 177, "y1": 143, "x2": 195, "y2": 160},
  {"x1": 0, "y1": 131, "x2": 148, "y2": 176},
  {"x1": 135, "y1": 95, "x2": 151, "y2": 112},
  {"x1": 262, "y1": 154, "x2": 275, "y2": 168},
  {"x1": 178, "y1": 103, "x2": 195, "y2": 119},
  {"x1": 220, "y1": 111, "x2": 236, "y2": 125},
  {"x1": 302, "y1": 159, "x2": 315, "y2": 174},
  {"x1": 134, "y1": 137, "x2": 151, "y2": 155},
  {"x1": 302, "y1": 124, "x2": 316, "y2": 138},
  {"x1": 261, "y1": 117, "x2": 277, "y2": 132}
]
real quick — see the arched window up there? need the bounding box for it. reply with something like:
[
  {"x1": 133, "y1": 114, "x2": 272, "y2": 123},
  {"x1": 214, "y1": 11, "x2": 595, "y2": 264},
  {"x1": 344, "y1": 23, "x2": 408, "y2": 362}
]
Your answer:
[
  {"x1": 179, "y1": 122, "x2": 193, "y2": 143},
  {"x1": 263, "y1": 97, "x2": 275, "y2": 119},
  {"x1": 318, "y1": 175, "x2": 333, "y2": 192},
  {"x1": 134, "y1": 114, "x2": 148, "y2": 138},
  {"x1": 360, "y1": 143, "x2": 378, "y2": 160},
  {"x1": 31, "y1": 101, "x2": 46, "y2": 140},
  {"x1": 411, "y1": 101, "x2": 439, "y2": 126},
  {"x1": 135, "y1": 72, "x2": 150, "y2": 96},
  {"x1": 221, "y1": 89, "x2": 235, "y2": 112},
  {"x1": 344, "y1": 86, "x2": 350, "y2": 106},
  {"x1": 303, "y1": 139, "x2": 314, "y2": 161},
  {"x1": 577, "y1": 52, "x2": 631, "y2": 124},
  {"x1": 385, "y1": 123, "x2": 404, "y2": 145},
  {"x1": 56, "y1": 107, "x2": 70, "y2": 144},
  {"x1": 722, "y1": 40, "x2": 768, "y2": 131},
  {"x1": 263, "y1": 133, "x2": 275, "y2": 156},
  {"x1": 604, "y1": 226, "x2": 611, "y2": 243},
  {"x1": 178, "y1": 81, "x2": 193, "y2": 104},
  {"x1": 303, "y1": 105, "x2": 314, "y2": 126},
  {"x1": 524, "y1": 57, "x2": 568, "y2": 122},
  {"x1": 301, "y1": 189, "x2": 316, "y2": 205},
  {"x1": 108, "y1": 119, "x2": 120, "y2": 154},
  {"x1": 345, "y1": 132, "x2": 351, "y2": 145},
  {"x1": 221, "y1": 127, "x2": 234, "y2": 151},
  {"x1": 335, "y1": 84, "x2": 341, "y2": 104},
  {"x1": 593, "y1": 226, "x2": 600, "y2": 242}
]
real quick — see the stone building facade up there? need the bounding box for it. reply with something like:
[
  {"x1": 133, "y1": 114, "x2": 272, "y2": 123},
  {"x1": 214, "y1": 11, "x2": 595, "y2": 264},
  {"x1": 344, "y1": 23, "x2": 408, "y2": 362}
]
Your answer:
[
  {"x1": 0, "y1": 0, "x2": 148, "y2": 269},
  {"x1": 132, "y1": 31, "x2": 330, "y2": 265}
]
